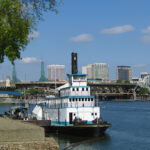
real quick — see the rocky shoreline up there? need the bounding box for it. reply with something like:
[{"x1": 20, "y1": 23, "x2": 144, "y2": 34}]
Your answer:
[{"x1": 0, "y1": 138, "x2": 58, "y2": 150}]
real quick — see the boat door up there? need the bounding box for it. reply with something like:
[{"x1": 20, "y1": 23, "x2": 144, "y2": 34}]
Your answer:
[{"x1": 69, "y1": 112, "x2": 73, "y2": 124}]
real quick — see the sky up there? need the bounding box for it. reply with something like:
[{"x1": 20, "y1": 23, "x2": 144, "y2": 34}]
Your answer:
[{"x1": 1, "y1": 0, "x2": 150, "y2": 81}]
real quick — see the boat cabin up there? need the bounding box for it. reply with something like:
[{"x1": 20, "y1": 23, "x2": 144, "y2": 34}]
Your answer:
[{"x1": 33, "y1": 74, "x2": 100, "y2": 126}]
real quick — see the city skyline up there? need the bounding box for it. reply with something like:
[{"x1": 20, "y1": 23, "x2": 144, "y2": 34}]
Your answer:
[
  {"x1": 1, "y1": 0, "x2": 150, "y2": 80},
  {"x1": 0, "y1": 59, "x2": 149, "y2": 82}
]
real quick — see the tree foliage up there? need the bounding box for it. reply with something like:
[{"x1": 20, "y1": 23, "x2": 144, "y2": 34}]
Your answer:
[
  {"x1": 138, "y1": 87, "x2": 149, "y2": 96},
  {"x1": 21, "y1": 0, "x2": 59, "y2": 20},
  {"x1": 0, "y1": 0, "x2": 59, "y2": 63},
  {"x1": 116, "y1": 80, "x2": 130, "y2": 84},
  {"x1": 0, "y1": 0, "x2": 32, "y2": 63},
  {"x1": 25, "y1": 88, "x2": 38, "y2": 96}
]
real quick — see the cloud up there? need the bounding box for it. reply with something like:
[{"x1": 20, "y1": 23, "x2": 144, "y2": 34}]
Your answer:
[
  {"x1": 28, "y1": 30, "x2": 40, "y2": 39},
  {"x1": 101, "y1": 25, "x2": 134, "y2": 34},
  {"x1": 141, "y1": 26, "x2": 150, "y2": 34},
  {"x1": 20, "y1": 57, "x2": 40, "y2": 64},
  {"x1": 134, "y1": 64, "x2": 147, "y2": 68},
  {"x1": 69, "y1": 34, "x2": 94, "y2": 42},
  {"x1": 141, "y1": 35, "x2": 150, "y2": 43}
]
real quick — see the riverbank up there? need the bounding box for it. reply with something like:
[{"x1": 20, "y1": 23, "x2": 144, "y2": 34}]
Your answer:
[
  {"x1": 0, "y1": 117, "x2": 59, "y2": 150},
  {"x1": 0, "y1": 137, "x2": 58, "y2": 150}
]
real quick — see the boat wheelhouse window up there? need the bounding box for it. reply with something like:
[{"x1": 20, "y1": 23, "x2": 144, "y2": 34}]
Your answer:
[
  {"x1": 82, "y1": 98, "x2": 84, "y2": 101},
  {"x1": 86, "y1": 88, "x2": 88, "y2": 91},
  {"x1": 82, "y1": 88, "x2": 84, "y2": 91},
  {"x1": 74, "y1": 76, "x2": 78, "y2": 80}
]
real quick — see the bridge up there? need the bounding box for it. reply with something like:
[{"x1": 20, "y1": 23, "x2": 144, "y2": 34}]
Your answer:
[
  {"x1": 0, "y1": 81, "x2": 138, "y2": 100},
  {"x1": 89, "y1": 82, "x2": 137, "y2": 100},
  {"x1": 15, "y1": 81, "x2": 67, "y2": 90}
]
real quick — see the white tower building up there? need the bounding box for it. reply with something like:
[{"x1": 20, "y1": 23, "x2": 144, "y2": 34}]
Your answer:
[
  {"x1": 82, "y1": 63, "x2": 109, "y2": 81},
  {"x1": 47, "y1": 65, "x2": 65, "y2": 81}
]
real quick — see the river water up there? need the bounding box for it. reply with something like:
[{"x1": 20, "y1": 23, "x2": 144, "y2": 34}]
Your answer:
[{"x1": 0, "y1": 101, "x2": 150, "y2": 150}]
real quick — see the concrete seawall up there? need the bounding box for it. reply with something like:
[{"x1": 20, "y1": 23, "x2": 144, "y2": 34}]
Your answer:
[{"x1": 0, "y1": 117, "x2": 59, "y2": 150}]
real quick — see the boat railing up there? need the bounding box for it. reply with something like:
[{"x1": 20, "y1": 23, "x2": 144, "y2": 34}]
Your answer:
[{"x1": 42, "y1": 99, "x2": 100, "y2": 109}]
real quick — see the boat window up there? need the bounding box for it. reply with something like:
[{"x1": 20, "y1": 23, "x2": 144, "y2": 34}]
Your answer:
[
  {"x1": 95, "y1": 113, "x2": 97, "y2": 116},
  {"x1": 82, "y1": 98, "x2": 84, "y2": 101},
  {"x1": 91, "y1": 99, "x2": 93, "y2": 101},
  {"x1": 76, "y1": 98, "x2": 78, "y2": 101},
  {"x1": 73, "y1": 98, "x2": 74, "y2": 102},
  {"x1": 86, "y1": 88, "x2": 88, "y2": 91},
  {"x1": 77, "y1": 88, "x2": 79, "y2": 91},
  {"x1": 82, "y1": 88, "x2": 84, "y2": 91},
  {"x1": 72, "y1": 88, "x2": 75, "y2": 91},
  {"x1": 69, "y1": 99, "x2": 71, "y2": 102},
  {"x1": 91, "y1": 113, "x2": 94, "y2": 116},
  {"x1": 88, "y1": 98, "x2": 90, "y2": 101},
  {"x1": 85, "y1": 98, "x2": 87, "y2": 101},
  {"x1": 74, "y1": 113, "x2": 76, "y2": 116}
]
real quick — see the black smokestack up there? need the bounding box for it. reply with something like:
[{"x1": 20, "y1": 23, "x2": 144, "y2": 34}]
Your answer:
[{"x1": 72, "y1": 52, "x2": 78, "y2": 74}]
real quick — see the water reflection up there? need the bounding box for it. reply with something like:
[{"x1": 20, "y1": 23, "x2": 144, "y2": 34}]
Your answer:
[{"x1": 47, "y1": 133, "x2": 111, "y2": 150}]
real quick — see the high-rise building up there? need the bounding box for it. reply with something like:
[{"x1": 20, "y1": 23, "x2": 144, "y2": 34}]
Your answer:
[
  {"x1": 116, "y1": 66, "x2": 132, "y2": 81},
  {"x1": 47, "y1": 65, "x2": 65, "y2": 81},
  {"x1": 141, "y1": 72, "x2": 150, "y2": 79},
  {"x1": 82, "y1": 63, "x2": 109, "y2": 80}
]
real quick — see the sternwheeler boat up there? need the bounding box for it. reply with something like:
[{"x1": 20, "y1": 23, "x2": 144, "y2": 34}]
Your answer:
[{"x1": 32, "y1": 53, "x2": 111, "y2": 136}]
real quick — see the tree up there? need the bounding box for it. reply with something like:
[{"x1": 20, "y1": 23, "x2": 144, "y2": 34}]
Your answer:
[
  {"x1": 0, "y1": 0, "x2": 59, "y2": 63},
  {"x1": 139, "y1": 87, "x2": 149, "y2": 96},
  {"x1": 124, "y1": 80, "x2": 130, "y2": 84},
  {"x1": 21, "y1": 0, "x2": 59, "y2": 20},
  {"x1": 116, "y1": 80, "x2": 122, "y2": 83},
  {"x1": 25, "y1": 88, "x2": 38, "y2": 96}
]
